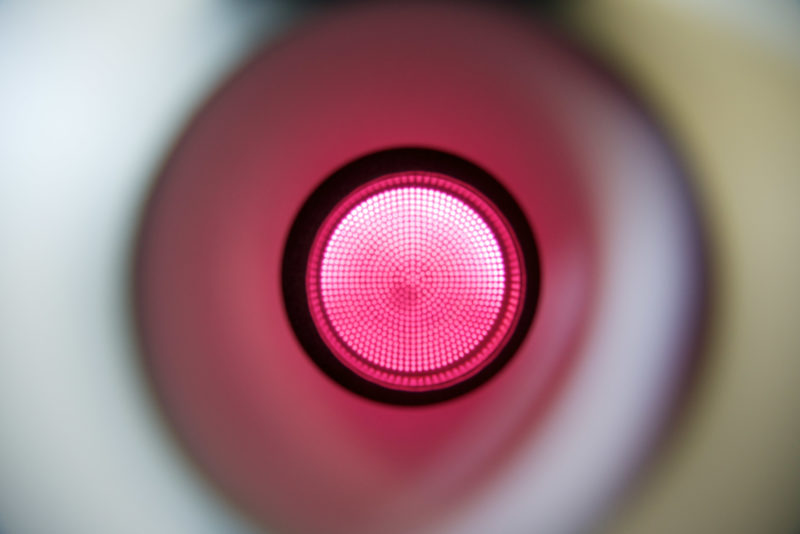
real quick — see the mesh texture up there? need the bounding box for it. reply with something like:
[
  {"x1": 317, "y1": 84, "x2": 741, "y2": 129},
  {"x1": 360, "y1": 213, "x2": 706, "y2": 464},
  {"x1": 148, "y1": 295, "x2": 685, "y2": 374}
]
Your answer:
[{"x1": 306, "y1": 172, "x2": 524, "y2": 390}]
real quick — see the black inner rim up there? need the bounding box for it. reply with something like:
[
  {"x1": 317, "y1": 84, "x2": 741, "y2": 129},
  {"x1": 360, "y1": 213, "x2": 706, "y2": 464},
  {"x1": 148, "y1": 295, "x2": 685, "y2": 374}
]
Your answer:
[{"x1": 281, "y1": 147, "x2": 541, "y2": 405}]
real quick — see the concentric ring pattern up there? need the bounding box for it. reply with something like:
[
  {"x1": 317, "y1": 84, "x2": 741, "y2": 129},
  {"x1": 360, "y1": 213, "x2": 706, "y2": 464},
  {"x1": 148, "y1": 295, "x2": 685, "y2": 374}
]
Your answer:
[{"x1": 306, "y1": 172, "x2": 525, "y2": 390}]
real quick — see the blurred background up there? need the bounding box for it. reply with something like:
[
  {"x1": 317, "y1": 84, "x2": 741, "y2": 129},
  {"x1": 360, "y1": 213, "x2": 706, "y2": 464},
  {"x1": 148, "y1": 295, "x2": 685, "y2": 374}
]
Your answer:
[{"x1": 1, "y1": 1, "x2": 799, "y2": 533}]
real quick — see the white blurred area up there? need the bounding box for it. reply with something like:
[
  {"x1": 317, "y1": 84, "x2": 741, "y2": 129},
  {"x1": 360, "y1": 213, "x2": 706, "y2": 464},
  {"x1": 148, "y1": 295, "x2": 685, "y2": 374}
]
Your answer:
[{"x1": 0, "y1": 2, "x2": 282, "y2": 533}]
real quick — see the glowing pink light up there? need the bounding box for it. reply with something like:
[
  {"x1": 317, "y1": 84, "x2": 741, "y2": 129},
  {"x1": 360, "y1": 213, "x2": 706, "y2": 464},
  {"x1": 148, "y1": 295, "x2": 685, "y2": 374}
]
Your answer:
[{"x1": 307, "y1": 172, "x2": 525, "y2": 391}]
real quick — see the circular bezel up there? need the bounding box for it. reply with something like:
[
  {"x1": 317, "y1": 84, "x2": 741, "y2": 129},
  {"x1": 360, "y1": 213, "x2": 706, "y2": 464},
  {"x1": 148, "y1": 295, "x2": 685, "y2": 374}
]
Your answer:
[{"x1": 282, "y1": 148, "x2": 541, "y2": 405}]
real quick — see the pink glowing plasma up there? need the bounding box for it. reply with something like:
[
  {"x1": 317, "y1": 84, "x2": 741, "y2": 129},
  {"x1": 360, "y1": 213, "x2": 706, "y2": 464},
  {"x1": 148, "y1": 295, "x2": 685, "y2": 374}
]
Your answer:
[{"x1": 306, "y1": 172, "x2": 525, "y2": 391}]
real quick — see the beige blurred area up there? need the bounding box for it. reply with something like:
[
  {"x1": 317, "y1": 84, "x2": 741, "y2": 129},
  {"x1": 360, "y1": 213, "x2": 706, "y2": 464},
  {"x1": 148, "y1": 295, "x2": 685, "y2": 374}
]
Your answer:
[{"x1": 569, "y1": 2, "x2": 800, "y2": 533}]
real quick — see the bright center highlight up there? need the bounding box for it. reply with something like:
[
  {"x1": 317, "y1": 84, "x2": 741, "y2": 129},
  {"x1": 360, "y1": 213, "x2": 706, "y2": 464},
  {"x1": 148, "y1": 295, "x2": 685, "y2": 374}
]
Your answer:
[{"x1": 306, "y1": 172, "x2": 524, "y2": 391}]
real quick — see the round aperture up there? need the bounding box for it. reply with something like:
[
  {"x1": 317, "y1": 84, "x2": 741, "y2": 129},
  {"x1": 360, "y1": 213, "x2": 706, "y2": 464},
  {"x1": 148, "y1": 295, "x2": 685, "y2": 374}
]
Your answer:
[{"x1": 283, "y1": 149, "x2": 540, "y2": 404}]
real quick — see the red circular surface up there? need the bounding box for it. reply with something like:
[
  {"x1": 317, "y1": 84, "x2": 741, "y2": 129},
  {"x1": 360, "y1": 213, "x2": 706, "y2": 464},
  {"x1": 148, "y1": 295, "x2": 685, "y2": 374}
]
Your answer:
[{"x1": 307, "y1": 172, "x2": 524, "y2": 391}]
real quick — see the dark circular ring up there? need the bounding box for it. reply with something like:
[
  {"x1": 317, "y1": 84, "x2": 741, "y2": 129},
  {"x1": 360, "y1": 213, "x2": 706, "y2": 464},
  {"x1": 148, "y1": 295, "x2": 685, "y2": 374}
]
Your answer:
[{"x1": 282, "y1": 147, "x2": 541, "y2": 405}]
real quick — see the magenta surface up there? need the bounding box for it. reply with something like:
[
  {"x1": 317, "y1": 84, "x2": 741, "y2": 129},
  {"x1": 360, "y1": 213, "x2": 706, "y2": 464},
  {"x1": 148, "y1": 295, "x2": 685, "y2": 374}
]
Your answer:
[{"x1": 307, "y1": 172, "x2": 524, "y2": 390}]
